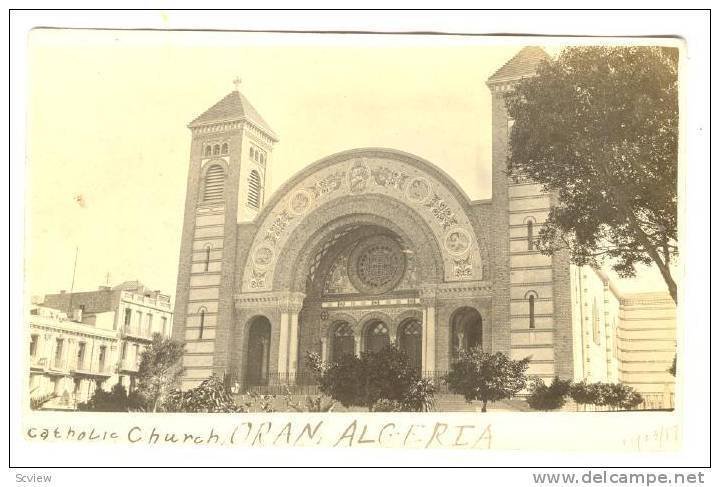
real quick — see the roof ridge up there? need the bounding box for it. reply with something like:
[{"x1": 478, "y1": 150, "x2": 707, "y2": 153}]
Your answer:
[
  {"x1": 188, "y1": 90, "x2": 277, "y2": 139},
  {"x1": 487, "y1": 46, "x2": 550, "y2": 84}
]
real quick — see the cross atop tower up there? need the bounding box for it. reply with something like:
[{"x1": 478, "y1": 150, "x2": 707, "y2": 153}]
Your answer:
[{"x1": 233, "y1": 76, "x2": 242, "y2": 92}]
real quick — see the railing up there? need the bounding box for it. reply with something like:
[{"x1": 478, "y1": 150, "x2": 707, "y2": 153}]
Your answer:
[
  {"x1": 122, "y1": 292, "x2": 171, "y2": 310},
  {"x1": 70, "y1": 363, "x2": 114, "y2": 376},
  {"x1": 225, "y1": 370, "x2": 453, "y2": 396},
  {"x1": 123, "y1": 326, "x2": 153, "y2": 340},
  {"x1": 30, "y1": 357, "x2": 48, "y2": 369},
  {"x1": 119, "y1": 359, "x2": 140, "y2": 372}
]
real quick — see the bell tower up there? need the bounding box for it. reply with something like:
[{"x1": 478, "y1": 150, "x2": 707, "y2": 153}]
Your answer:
[
  {"x1": 173, "y1": 81, "x2": 277, "y2": 388},
  {"x1": 487, "y1": 46, "x2": 575, "y2": 382}
]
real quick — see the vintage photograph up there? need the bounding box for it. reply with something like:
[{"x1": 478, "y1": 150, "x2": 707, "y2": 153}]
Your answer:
[{"x1": 21, "y1": 27, "x2": 683, "y2": 431}]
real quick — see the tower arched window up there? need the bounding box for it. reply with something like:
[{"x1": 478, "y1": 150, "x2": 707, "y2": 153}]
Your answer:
[
  {"x1": 199, "y1": 308, "x2": 206, "y2": 339},
  {"x1": 260, "y1": 153, "x2": 265, "y2": 164},
  {"x1": 203, "y1": 164, "x2": 225, "y2": 202},
  {"x1": 525, "y1": 291, "x2": 538, "y2": 329},
  {"x1": 527, "y1": 220, "x2": 535, "y2": 250},
  {"x1": 213, "y1": 144, "x2": 220, "y2": 156},
  {"x1": 221, "y1": 143, "x2": 228, "y2": 155},
  {"x1": 250, "y1": 147, "x2": 255, "y2": 161},
  {"x1": 204, "y1": 245, "x2": 211, "y2": 272},
  {"x1": 204, "y1": 146, "x2": 212, "y2": 157},
  {"x1": 248, "y1": 170, "x2": 262, "y2": 209}
]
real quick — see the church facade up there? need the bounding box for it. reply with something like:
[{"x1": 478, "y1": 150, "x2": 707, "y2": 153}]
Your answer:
[{"x1": 171, "y1": 47, "x2": 646, "y2": 393}]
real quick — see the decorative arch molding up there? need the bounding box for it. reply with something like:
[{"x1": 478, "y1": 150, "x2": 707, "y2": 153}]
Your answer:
[
  {"x1": 319, "y1": 312, "x2": 359, "y2": 338},
  {"x1": 394, "y1": 309, "x2": 423, "y2": 327},
  {"x1": 240, "y1": 149, "x2": 488, "y2": 293},
  {"x1": 284, "y1": 198, "x2": 442, "y2": 293}
]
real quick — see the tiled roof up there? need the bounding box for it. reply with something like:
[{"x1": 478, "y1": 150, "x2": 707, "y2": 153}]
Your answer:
[
  {"x1": 188, "y1": 90, "x2": 277, "y2": 139},
  {"x1": 487, "y1": 46, "x2": 550, "y2": 84}
]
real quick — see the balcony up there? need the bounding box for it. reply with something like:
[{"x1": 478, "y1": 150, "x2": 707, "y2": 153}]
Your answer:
[
  {"x1": 123, "y1": 326, "x2": 154, "y2": 342},
  {"x1": 30, "y1": 356, "x2": 48, "y2": 371},
  {"x1": 69, "y1": 362, "x2": 114, "y2": 378},
  {"x1": 122, "y1": 291, "x2": 172, "y2": 310},
  {"x1": 118, "y1": 359, "x2": 140, "y2": 373}
]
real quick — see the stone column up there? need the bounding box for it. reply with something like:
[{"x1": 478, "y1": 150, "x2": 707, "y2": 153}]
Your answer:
[
  {"x1": 288, "y1": 312, "x2": 300, "y2": 379},
  {"x1": 277, "y1": 292, "x2": 305, "y2": 384},
  {"x1": 320, "y1": 337, "x2": 328, "y2": 362},
  {"x1": 420, "y1": 287, "x2": 437, "y2": 374},
  {"x1": 277, "y1": 312, "x2": 290, "y2": 377}
]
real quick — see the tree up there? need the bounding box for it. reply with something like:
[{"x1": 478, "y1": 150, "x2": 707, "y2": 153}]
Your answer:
[
  {"x1": 445, "y1": 349, "x2": 529, "y2": 412},
  {"x1": 136, "y1": 334, "x2": 185, "y2": 412},
  {"x1": 505, "y1": 46, "x2": 679, "y2": 303},
  {"x1": 526, "y1": 376, "x2": 571, "y2": 411},
  {"x1": 306, "y1": 345, "x2": 436, "y2": 412}
]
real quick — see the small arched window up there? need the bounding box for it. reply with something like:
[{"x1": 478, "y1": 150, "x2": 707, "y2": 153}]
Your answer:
[
  {"x1": 250, "y1": 147, "x2": 255, "y2": 161},
  {"x1": 527, "y1": 220, "x2": 535, "y2": 251},
  {"x1": 221, "y1": 143, "x2": 229, "y2": 155},
  {"x1": 203, "y1": 164, "x2": 225, "y2": 202},
  {"x1": 525, "y1": 291, "x2": 538, "y2": 329},
  {"x1": 248, "y1": 170, "x2": 262, "y2": 209},
  {"x1": 204, "y1": 146, "x2": 212, "y2": 157},
  {"x1": 529, "y1": 295, "x2": 535, "y2": 329},
  {"x1": 199, "y1": 309, "x2": 206, "y2": 339},
  {"x1": 204, "y1": 246, "x2": 211, "y2": 272},
  {"x1": 260, "y1": 153, "x2": 265, "y2": 164},
  {"x1": 213, "y1": 144, "x2": 220, "y2": 156}
]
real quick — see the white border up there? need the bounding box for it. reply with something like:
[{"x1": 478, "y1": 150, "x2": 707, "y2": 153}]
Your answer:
[{"x1": 6, "y1": 8, "x2": 711, "y2": 481}]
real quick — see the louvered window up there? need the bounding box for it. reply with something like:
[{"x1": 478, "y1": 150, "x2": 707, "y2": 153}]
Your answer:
[
  {"x1": 203, "y1": 164, "x2": 225, "y2": 202},
  {"x1": 248, "y1": 170, "x2": 262, "y2": 208}
]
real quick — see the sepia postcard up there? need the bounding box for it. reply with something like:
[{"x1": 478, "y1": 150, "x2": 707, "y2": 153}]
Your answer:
[{"x1": 8, "y1": 11, "x2": 711, "y2": 475}]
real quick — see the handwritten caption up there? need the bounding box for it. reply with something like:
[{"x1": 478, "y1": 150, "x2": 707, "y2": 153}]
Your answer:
[{"x1": 25, "y1": 419, "x2": 492, "y2": 449}]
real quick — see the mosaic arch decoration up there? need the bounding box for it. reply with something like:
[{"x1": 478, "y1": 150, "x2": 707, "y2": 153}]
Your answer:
[{"x1": 241, "y1": 151, "x2": 485, "y2": 292}]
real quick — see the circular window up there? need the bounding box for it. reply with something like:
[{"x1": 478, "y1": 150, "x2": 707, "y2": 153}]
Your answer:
[{"x1": 348, "y1": 235, "x2": 406, "y2": 295}]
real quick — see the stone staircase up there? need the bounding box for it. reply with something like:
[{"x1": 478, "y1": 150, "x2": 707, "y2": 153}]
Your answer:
[{"x1": 235, "y1": 392, "x2": 532, "y2": 412}]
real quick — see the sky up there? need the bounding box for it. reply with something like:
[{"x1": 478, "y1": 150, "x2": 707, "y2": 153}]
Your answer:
[{"x1": 25, "y1": 29, "x2": 672, "y2": 301}]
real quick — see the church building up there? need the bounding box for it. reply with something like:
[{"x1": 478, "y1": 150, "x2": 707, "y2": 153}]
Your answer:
[{"x1": 171, "y1": 47, "x2": 674, "y2": 398}]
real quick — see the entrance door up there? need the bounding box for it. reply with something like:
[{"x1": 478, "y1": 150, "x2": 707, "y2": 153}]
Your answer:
[
  {"x1": 398, "y1": 318, "x2": 422, "y2": 372},
  {"x1": 245, "y1": 317, "x2": 271, "y2": 386},
  {"x1": 451, "y1": 307, "x2": 482, "y2": 359},
  {"x1": 365, "y1": 320, "x2": 390, "y2": 353},
  {"x1": 331, "y1": 321, "x2": 355, "y2": 362}
]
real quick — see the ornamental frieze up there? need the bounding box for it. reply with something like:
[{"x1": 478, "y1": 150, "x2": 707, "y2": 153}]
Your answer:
[{"x1": 241, "y1": 155, "x2": 484, "y2": 292}]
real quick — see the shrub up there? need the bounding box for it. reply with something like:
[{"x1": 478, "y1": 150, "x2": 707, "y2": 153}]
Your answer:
[
  {"x1": 77, "y1": 382, "x2": 145, "y2": 412},
  {"x1": 306, "y1": 345, "x2": 435, "y2": 412},
  {"x1": 445, "y1": 349, "x2": 529, "y2": 412},
  {"x1": 569, "y1": 381, "x2": 644, "y2": 410},
  {"x1": 163, "y1": 374, "x2": 244, "y2": 413},
  {"x1": 526, "y1": 376, "x2": 571, "y2": 411}
]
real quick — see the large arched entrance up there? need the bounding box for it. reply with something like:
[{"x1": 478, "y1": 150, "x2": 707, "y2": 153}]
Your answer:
[
  {"x1": 398, "y1": 318, "x2": 422, "y2": 371},
  {"x1": 232, "y1": 149, "x2": 492, "y2": 390},
  {"x1": 245, "y1": 316, "x2": 271, "y2": 387},
  {"x1": 451, "y1": 307, "x2": 483, "y2": 359}
]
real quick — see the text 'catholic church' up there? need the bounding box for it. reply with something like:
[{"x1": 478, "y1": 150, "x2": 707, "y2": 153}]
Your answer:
[{"x1": 172, "y1": 47, "x2": 676, "y2": 399}]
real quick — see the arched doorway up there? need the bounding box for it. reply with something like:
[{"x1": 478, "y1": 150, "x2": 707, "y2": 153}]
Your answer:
[
  {"x1": 330, "y1": 321, "x2": 355, "y2": 362},
  {"x1": 364, "y1": 319, "x2": 390, "y2": 353},
  {"x1": 398, "y1": 318, "x2": 422, "y2": 371},
  {"x1": 451, "y1": 307, "x2": 482, "y2": 359},
  {"x1": 245, "y1": 316, "x2": 271, "y2": 386}
]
